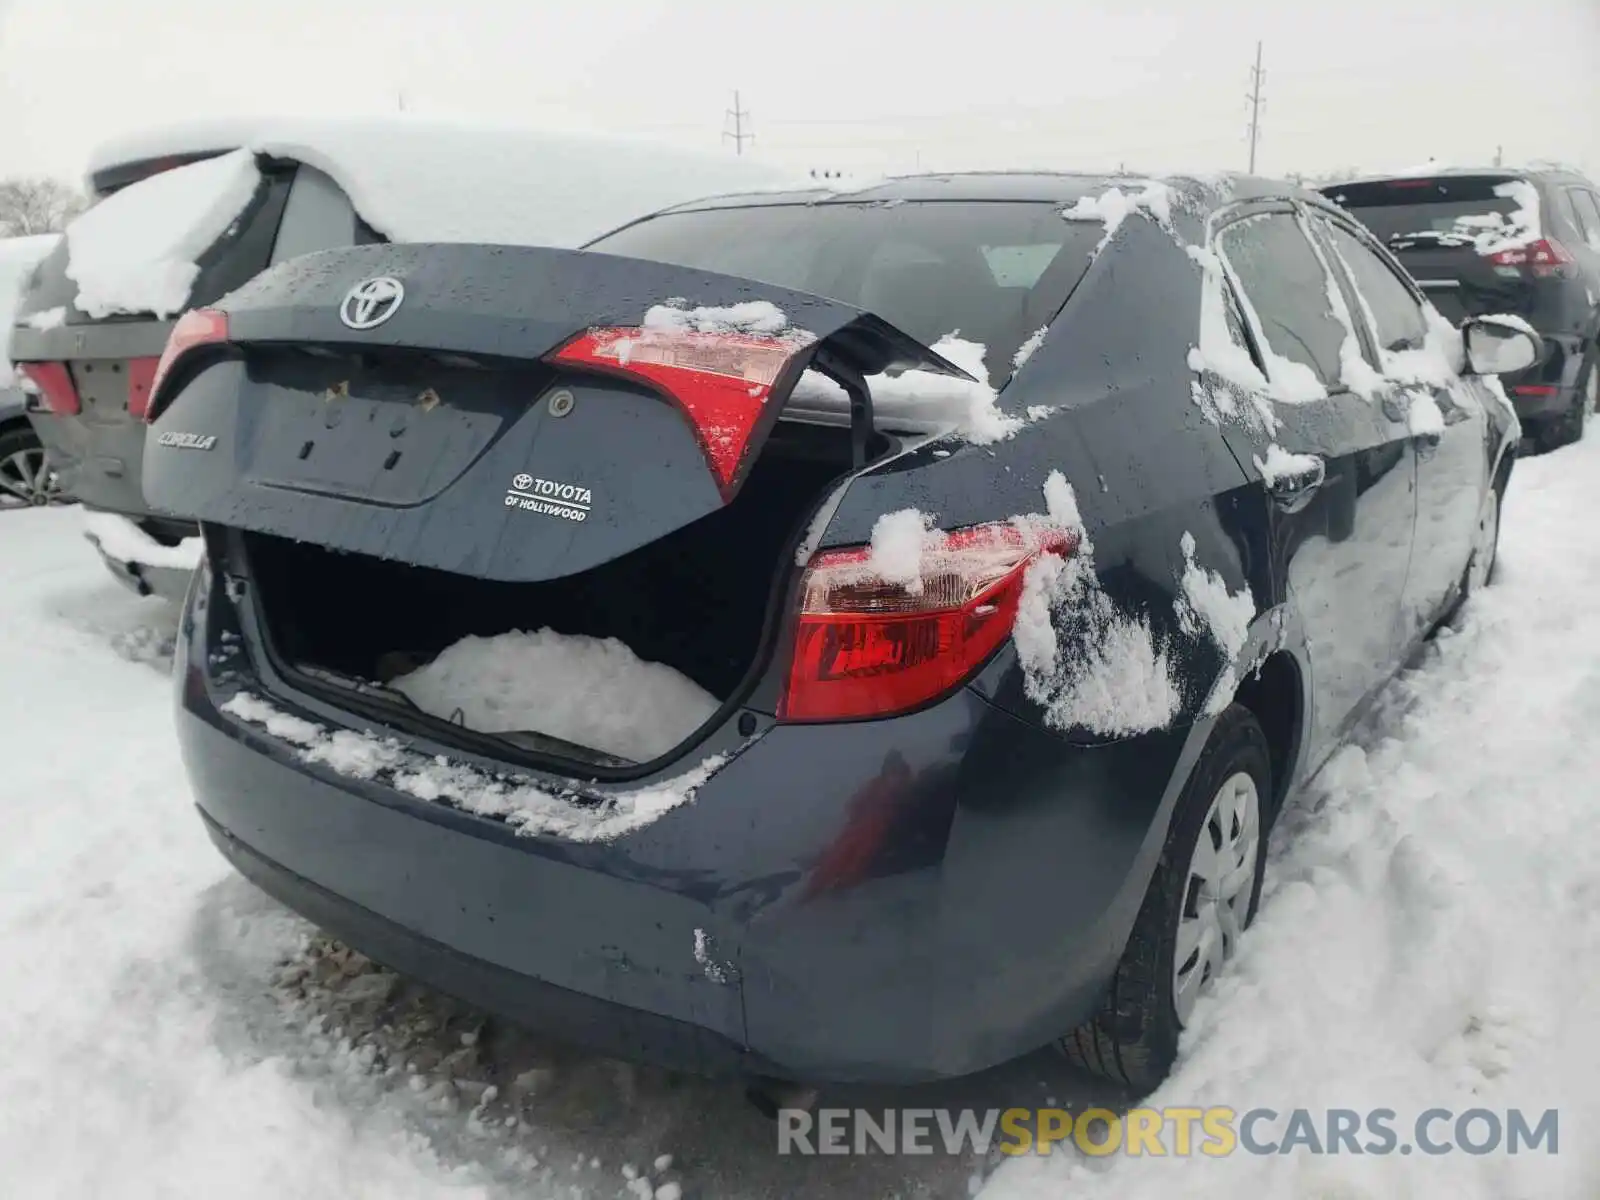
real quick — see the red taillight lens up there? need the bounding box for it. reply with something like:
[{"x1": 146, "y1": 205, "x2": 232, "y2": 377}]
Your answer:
[
  {"x1": 147, "y1": 308, "x2": 229, "y2": 422},
  {"x1": 549, "y1": 326, "x2": 806, "y2": 495},
  {"x1": 1486, "y1": 238, "x2": 1576, "y2": 277},
  {"x1": 17, "y1": 362, "x2": 81, "y2": 416},
  {"x1": 1512, "y1": 384, "x2": 1559, "y2": 396},
  {"x1": 125, "y1": 356, "x2": 159, "y2": 419},
  {"x1": 780, "y1": 523, "x2": 1076, "y2": 722}
]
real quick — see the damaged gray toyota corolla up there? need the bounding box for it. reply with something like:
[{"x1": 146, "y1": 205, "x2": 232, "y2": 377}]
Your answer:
[{"x1": 150, "y1": 173, "x2": 1521, "y2": 1092}]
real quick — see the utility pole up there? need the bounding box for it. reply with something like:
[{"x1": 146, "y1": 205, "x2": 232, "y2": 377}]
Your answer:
[
  {"x1": 724, "y1": 91, "x2": 753, "y2": 156},
  {"x1": 1245, "y1": 41, "x2": 1265, "y2": 174}
]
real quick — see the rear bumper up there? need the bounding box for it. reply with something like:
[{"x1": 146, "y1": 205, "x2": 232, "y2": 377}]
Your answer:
[
  {"x1": 82, "y1": 511, "x2": 198, "y2": 601},
  {"x1": 177, "y1": 562, "x2": 1194, "y2": 1084},
  {"x1": 201, "y1": 808, "x2": 762, "y2": 1075},
  {"x1": 1504, "y1": 329, "x2": 1589, "y2": 424},
  {"x1": 26, "y1": 409, "x2": 159, "y2": 518}
]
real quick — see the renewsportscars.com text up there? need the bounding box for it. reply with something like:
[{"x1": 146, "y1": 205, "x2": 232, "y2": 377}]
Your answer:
[{"x1": 777, "y1": 1106, "x2": 1559, "y2": 1158}]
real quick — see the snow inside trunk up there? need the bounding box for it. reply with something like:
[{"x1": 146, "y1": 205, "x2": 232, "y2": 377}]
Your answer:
[
  {"x1": 388, "y1": 630, "x2": 716, "y2": 764},
  {"x1": 241, "y1": 429, "x2": 846, "y2": 768}
]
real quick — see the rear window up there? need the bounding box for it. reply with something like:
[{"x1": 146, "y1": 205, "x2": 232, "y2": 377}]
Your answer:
[
  {"x1": 587, "y1": 201, "x2": 1100, "y2": 379},
  {"x1": 1320, "y1": 176, "x2": 1536, "y2": 248},
  {"x1": 18, "y1": 159, "x2": 293, "y2": 325}
]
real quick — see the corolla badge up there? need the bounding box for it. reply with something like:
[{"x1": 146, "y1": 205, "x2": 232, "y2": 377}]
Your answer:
[
  {"x1": 157, "y1": 431, "x2": 216, "y2": 451},
  {"x1": 339, "y1": 276, "x2": 405, "y2": 330}
]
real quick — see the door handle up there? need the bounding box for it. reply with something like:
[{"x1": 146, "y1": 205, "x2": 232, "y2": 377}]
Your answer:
[{"x1": 1265, "y1": 455, "x2": 1326, "y2": 512}]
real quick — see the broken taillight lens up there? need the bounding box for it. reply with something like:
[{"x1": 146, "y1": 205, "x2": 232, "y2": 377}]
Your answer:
[
  {"x1": 780, "y1": 522, "x2": 1076, "y2": 722},
  {"x1": 146, "y1": 308, "x2": 230, "y2": 422},
  {"x1": 549, "y1": 326, "x2": 810, "y2": 496},
  {"x1": 17, "y1": 362, "x2": 81, "y2": 416}
]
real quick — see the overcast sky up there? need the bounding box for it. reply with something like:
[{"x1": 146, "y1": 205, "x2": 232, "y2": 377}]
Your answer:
[{"x1": 1, "y1": 0, "x2": 1596, "y2": 187}]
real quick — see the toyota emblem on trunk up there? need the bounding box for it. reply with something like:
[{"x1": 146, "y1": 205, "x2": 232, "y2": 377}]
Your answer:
[{"x1": 339, "y1": 276, "x2": 405, "y2": 330}]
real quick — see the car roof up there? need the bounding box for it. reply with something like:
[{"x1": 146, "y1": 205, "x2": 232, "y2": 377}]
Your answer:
[
  {"x1": 1319, "y1": 165, "x2": 1594, "y2": 191},
  {"x1": 650, "y1": 169, "x2": 1320, "y2": 216}
]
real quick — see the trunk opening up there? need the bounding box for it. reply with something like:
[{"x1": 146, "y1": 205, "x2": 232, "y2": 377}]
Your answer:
[{"x1": 237, "y1": 423, "x2": 853, "y2": 771}]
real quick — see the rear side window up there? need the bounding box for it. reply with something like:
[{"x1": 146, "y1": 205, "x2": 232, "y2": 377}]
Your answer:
[
  {"x1": 1217, "y1": 213, "x2": 1347, "y2": 389},
  {"x1": 1565, "y1": 189, "x2": 1600, "y2": 251},
  {"x1": 16, "y1": 159, "x2": 292, "y2": 325},
  {"x1": 269, "y1": 164, "x2": 363, "y2": 264},
  {"x1": 1321, "y1": 176, "x2": 1535, "y2": 249},
  {"x1": 1317, "y1": 218, "x2": 1428, "y2": 353},
  {"x1": 587, "y1": 201, "x2": 1102, "y2": 378}
]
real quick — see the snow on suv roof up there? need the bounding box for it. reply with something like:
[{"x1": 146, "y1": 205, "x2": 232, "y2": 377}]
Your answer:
[{"x1": 85, "y1": 116, "x2": 802, "y2": 249}]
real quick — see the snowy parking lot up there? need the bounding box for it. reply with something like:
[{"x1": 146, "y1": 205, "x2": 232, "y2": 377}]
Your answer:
[{"x1": 3, "y1": 435, "x2": 1598, "y2": 1199}]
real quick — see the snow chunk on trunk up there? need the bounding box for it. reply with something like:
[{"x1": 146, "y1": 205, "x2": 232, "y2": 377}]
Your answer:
[
  {"x1": 65, "y1": 149, "x2": 261, "y2": 318},
  {"x1": 867, "y1": 508, "x2": 939, "y2": 592},
  {"x1": 391, "y1": 630, "x2": 718, "y2": 763},
  {"x1": 82, "y1": 510, "x2": 204, "y2": 570},
  {"x1": 1012, "y1": 471, "x2": 1180, "y2": 737},
  {"x1": 642, "y1": 299, "x2": 795, "y2": 337}
]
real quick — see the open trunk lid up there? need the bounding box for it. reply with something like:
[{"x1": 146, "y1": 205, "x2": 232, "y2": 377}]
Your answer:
[{"x1": 144, "y1": 242, "x2": 969, "y2": 582}]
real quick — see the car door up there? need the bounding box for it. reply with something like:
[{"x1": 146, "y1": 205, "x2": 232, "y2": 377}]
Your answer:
[
  {"x1": 1308, "y1": 209, "x2": 1490, "y2": 643},
  {"x1": 1210, "y1": 205, "x2": 1418, "y2": 764}
]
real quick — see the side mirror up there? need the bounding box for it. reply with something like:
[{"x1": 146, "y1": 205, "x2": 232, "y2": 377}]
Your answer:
[{"x1": 1463, "y1": 315, "x2": 1542, "y2": 376}]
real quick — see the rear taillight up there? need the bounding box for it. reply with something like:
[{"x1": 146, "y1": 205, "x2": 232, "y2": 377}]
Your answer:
[
  {"x1": 17, "y1": 362, "x2": 81, "y2": 416},
  {"x1": 1485, "y1": 238, "x2": 1576, "y2": 277},
  {"x1": 549, "y1": 326, "x2": 808, "y2": 496},
  {"x1": 146, "y1": 308, "x2": 229, "y2": 422},
  {"x1": 780, "y1": 522, "x2": 1076, "y2": 723},
  {"x1": 125, "y1": 357, "x2": 159, "y2": 419},
  {"x1": 1512, "y1": 384, "x2": 1559, "y2": 396}
]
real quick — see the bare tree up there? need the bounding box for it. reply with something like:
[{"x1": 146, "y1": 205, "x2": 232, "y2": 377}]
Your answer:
[{"x1": 0, "y1": 177, "x2": 86, "y2": 237}]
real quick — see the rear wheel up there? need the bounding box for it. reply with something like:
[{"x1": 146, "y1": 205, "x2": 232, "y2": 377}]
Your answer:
[
  {"x1": 0, "y1": 425, "x2": 64, "y2": 509},
  {"x1": 1060, "y1": 705, "x2": 1270, "y2": 1092}
]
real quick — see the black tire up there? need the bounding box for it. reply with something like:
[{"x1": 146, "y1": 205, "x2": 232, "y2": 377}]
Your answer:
[
  {"x1": 1060, "y1": 704, "x2": 1271, "y2": 1093},
  {"x1": 1443, "y1": 478, "x2": 1505, "y2": 629}
]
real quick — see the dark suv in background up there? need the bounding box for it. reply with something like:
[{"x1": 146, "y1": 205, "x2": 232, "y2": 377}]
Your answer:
[{"x1": 1321, "y1": 166, "x2": 1600, "y2": 450}]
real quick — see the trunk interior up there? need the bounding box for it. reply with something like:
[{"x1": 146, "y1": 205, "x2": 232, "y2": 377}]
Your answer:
[{"x1": 238, "y1": 423, "x2": 858, "y2": 766}]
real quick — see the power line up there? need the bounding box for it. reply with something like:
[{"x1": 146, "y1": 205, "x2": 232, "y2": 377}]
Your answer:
[
  {"x1": 723, "y1": 90, "x2": 753, "y2": 155},
  {"x1": 1245, "y1": 41, "x2": 1265, "y2": 174}
]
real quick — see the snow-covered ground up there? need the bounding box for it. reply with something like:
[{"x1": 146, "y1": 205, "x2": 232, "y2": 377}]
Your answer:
[{"x1": 3, "y1": 437, "x2": 1598, "y2": 1197}]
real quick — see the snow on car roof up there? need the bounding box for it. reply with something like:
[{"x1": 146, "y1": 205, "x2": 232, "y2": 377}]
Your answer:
[
  {"x1": 1, "y1": 233, "x2": 63, "y2": 384},
  {"x1": 84, "y1": 116, "x2": 802, "y2": 249}
]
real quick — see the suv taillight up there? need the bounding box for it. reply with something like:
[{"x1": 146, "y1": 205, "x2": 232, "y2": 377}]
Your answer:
[
  {"x1": 17, "y1": 362, "x2": 81, "y2": 416},
  {"x1": 146, "y1": 308, "x2": 230, "y2": 422},
  {"x1": 1485, "y1": 237, "x2": 1576, "y2": 278},
  {"x1": 779, "y1": 522, "x2": 1076, "y2": 722}
]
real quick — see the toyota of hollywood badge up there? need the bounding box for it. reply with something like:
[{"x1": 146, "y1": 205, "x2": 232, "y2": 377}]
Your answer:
[{"x1": 504, "y1": 473, "x2": 591, "y2": 522}]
